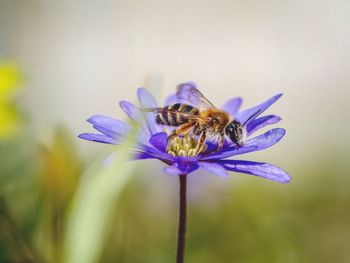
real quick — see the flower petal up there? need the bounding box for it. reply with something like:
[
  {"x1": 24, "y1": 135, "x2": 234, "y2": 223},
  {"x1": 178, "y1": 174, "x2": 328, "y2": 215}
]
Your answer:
[
  {"x1": 163, "y1": 165, "x2": 183, "y2": 175},
  {"x1": 78, "y1": 133, "x2": 116, "y2": 144},
  {"x1": 119, "y1": 101, "x2": 151, "y2": 144},
  {"x1": 137, "y1": 87, "x2": 158, "y2": 108},
  {"x1": 92, "y1": 125, "x2": 119, "y2": 139},
  {"x1": 164, "y1": 93, "x2": 187, "y2": 106},
  {"x1": 221, "y1": 97, "x2": 243, "y2": 116},
  {"x1": 119, "y1": 100, "x2": 145, "y2": 125},
  {"x1": 199, "y1": 162, "x2": 228, "y2": 177},
  {"x1": 236, "y1": 93, "x2": 282, "y2": 124},
  {"x1": 247, "y1": 115, "x2": 281, "y2": 136},
  {"x1": 103, "y1": 149, "x2": 167, "y2": 164},
  {"x1": 87, "y1": 115, "x2": 130, "y2": 136},
  {"x1": 165, "y1": 93, "x2": 177, "y2": 105},
  {"x1": 137, "y1": 88, "x2": 161, "y2": 134},
  {"x1": 202, "y1": 128, "x2": 286, "y2": 160},
  {"x1": 149, "y1": 132, "x2": 168, "y2": 152},
  {"x1": 219, "y1": 160, "x2": 291, "y2": 183},
  {"x1": 137, "y1": 142, "x2": 172, "y2": 160},
  {"x1": 133, "y1": 150, "x2": 160, "y2": 160},
  {"x1": 164, "y1": 161, "x2": 199, "y2": 175}
]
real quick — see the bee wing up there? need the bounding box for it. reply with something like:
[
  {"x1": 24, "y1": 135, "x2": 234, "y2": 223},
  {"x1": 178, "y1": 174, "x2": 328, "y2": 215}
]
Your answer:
[
  {"x1": 142, "y1": 107, "x2": 200, "y2": 120},
  {"x1": 176, "y1": 82, "x2": 216, "y2": 110}
]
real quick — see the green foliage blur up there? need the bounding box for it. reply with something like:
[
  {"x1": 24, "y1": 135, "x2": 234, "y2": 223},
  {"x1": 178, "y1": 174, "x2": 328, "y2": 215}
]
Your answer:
[{"x1": 0, "y1": 65, "x2": 349, "y2": 263}]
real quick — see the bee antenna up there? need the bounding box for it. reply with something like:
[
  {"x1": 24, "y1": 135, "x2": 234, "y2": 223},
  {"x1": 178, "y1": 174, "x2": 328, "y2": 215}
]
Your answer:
[
  {"x1": 243, "y1": 109, "x2": 261, "y2": 126},
  {"x1": 141, "y1": 107, "x2": 160, "y2": 113}
]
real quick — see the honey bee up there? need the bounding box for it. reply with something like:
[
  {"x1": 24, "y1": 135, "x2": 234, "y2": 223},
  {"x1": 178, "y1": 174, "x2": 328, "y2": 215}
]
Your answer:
[{"x1": 143, "y1": 84, "x2": 258, "y2": 154}]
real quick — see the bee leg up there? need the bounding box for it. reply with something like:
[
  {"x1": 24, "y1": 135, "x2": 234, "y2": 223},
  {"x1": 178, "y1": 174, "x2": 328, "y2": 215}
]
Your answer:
[
  {"x1": 175, "y1": 121, "x2": 195, "y2": 136},
  {"x1": 203, "y1": 134, "x2": 225, "y2": 155},
  {"x1": 195, "y1": 131, "x2": 206, "y2": 155},
  {"x1": 168, "y1": 121, "x2": 195, "y2": 141},
  {"x1": 168, "y1": 132, "x2": 177, "y2": 141},
  {"x1": 217, "y1": 135, "x2": 225, "y2": 152}
]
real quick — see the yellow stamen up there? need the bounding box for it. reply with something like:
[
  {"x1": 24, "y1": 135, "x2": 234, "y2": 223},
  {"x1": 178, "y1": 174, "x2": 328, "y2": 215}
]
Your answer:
[{"x1": 166, "y1": 135, "x2": 206, "y2": 157}]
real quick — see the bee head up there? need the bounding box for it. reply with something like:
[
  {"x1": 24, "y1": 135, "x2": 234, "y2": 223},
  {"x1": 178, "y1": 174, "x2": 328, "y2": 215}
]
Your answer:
[{"x1": 225, "y1": 120, "x2": 246, "y2": 147}]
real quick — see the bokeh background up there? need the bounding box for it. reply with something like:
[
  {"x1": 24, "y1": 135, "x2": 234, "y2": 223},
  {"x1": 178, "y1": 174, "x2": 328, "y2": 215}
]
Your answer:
[{"x1": 1, "y1": 1, "x2": 350, "y2": 262}]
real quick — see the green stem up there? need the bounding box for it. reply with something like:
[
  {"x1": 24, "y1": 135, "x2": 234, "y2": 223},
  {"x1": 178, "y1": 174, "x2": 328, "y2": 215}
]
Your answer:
[{"x1": 176, "y1": 174, "x2": 187, "y2": 263}]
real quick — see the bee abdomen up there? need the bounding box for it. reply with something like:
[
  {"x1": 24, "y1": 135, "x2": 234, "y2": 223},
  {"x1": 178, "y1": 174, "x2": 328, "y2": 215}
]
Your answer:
[{"x1": 155, "y1": 103, "x2": 198, "y2": 127}]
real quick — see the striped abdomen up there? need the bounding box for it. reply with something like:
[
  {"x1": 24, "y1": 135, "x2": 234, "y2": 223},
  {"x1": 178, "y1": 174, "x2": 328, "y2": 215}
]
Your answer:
[{"x1": 156, "y1": 103, "x2": 199, "y2": 126}]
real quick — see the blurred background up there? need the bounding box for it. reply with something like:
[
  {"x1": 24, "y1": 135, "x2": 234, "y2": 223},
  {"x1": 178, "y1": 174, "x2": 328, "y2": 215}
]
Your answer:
[{"x1": 1, "y1": 0, "x2": 350, "y2": 262}]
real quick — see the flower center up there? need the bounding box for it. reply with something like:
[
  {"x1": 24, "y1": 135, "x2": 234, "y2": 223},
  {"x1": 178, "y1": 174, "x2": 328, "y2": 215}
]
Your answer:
[{"x1": 166, "y1": 135, "x2": 207, "y2": 157}]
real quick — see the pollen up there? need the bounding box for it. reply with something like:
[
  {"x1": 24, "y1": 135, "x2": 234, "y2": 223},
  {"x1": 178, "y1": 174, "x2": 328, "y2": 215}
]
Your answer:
[{"x1": 166, "y1": 135, "x2": 206, "y2": 157}]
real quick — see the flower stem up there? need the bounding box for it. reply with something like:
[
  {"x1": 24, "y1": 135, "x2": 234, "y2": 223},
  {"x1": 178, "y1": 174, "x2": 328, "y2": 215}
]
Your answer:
[{"x1": 176, "y1": 174, "x2": 187, "y2": 263}]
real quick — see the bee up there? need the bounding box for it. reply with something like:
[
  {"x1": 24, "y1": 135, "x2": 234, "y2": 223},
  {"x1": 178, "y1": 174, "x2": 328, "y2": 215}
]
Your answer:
[{"x1": 143, "y1": 84, "x2": 258, "y2": 154}]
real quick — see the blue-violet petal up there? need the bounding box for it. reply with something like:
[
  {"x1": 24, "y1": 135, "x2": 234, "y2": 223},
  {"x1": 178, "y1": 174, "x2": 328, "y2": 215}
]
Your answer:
[
  {"x1": 149, "y1": 132, "x2": 168, "y2": 152},
  {"x1": 78, "y1": 133, "x2": 116, "y2": 144},
  {"x1": 220, "y1": 160, "x2": 291, "y2": 183},
  {"x1": 137, "y1": 87, "x2": 161, "y2": 134},
  {"x1": 236, "y1": 93, "x2": 282, "y2": 124},
  {"x1": 203, "y1": 128, "x2": 286, "y2": 160},
  {"x1": 199, "y1": 162, "x2": 228, "y2": 177},
  {"x1": 221, "y1": 97, "x2": 243, "y2": 117},
  {"x1": 247, "y1": 115, "x2": 281, "y2": 135}
]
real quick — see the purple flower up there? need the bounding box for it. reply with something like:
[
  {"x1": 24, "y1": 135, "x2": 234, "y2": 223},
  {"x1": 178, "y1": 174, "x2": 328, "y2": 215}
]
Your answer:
[{"x1": 79, "y1": 82, "x2": 290, "y2": 183}]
